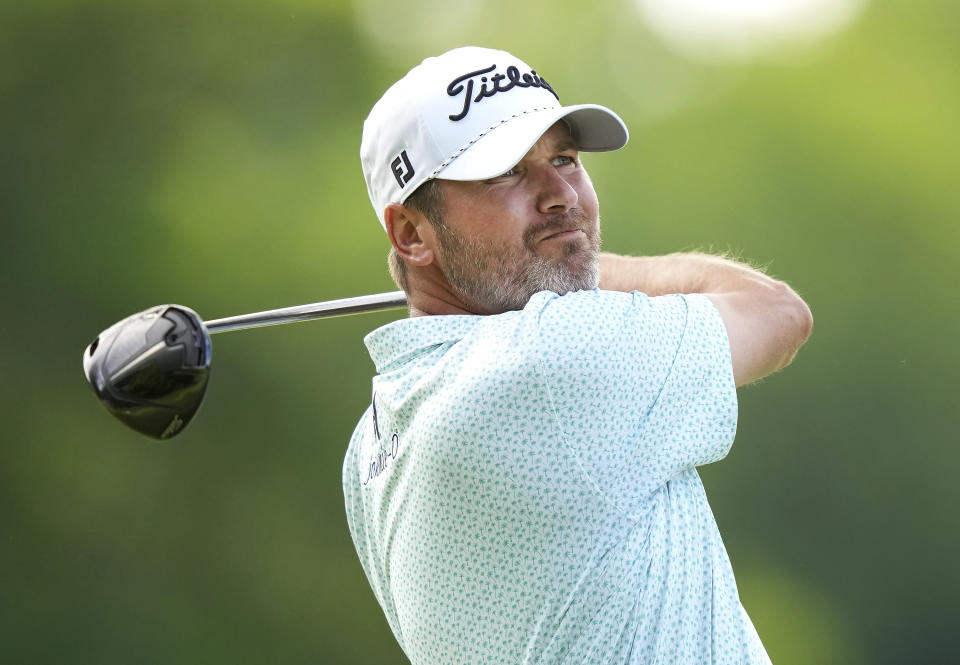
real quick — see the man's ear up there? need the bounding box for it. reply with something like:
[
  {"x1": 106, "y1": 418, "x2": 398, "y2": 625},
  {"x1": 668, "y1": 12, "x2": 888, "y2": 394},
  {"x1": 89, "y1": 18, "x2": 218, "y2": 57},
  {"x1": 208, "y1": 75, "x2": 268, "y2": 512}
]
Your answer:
[{"x1": 385, "y1": 203, "x2": 436, "y2": 267}]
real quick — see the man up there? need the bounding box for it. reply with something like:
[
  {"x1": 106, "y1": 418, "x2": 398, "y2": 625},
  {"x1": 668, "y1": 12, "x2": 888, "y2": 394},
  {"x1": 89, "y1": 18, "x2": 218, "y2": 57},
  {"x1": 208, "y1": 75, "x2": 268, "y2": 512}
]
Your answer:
[{"x1": 343, "y1": 46, "x2": 812, "y2": 665}]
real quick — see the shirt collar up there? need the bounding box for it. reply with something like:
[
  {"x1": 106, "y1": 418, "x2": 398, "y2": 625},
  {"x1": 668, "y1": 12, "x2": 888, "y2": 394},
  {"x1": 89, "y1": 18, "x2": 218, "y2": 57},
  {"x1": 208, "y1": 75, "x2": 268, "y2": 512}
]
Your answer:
[{"x1": 364, "y1": 314, "x2": 482, "y2": 374}]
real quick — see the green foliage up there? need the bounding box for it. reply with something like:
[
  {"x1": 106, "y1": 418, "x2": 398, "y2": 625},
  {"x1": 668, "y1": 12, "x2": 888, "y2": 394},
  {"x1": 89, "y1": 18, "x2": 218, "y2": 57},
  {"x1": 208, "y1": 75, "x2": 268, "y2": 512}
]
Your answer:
[{"x1": 1, "y1": 1, "x2": 957, "y2": 663}]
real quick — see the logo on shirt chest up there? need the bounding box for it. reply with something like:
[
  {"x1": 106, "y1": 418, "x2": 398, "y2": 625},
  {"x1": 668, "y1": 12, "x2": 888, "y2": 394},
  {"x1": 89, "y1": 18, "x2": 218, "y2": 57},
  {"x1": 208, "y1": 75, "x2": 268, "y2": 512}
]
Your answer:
[{"x1": 364, "y1": 392, "x2": 401, "y2": 486}]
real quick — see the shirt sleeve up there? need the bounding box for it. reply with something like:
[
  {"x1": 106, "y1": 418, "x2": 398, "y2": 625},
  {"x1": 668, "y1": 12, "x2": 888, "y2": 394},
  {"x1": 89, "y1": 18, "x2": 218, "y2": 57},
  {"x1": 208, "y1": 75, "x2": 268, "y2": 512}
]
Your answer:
[{"x1": 527, "y1": 289, "x2": 738, "y2": 512}]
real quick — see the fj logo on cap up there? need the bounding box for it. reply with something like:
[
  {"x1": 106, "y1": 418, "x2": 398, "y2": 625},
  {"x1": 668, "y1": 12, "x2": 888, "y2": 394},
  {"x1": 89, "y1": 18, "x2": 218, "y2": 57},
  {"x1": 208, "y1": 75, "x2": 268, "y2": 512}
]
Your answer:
[
  {"x1": 391, "y1": 150, "x2": 415, "y2": 188},
  {"x1": 446, "y1": 64, "x2": 559, "y2": 122}
]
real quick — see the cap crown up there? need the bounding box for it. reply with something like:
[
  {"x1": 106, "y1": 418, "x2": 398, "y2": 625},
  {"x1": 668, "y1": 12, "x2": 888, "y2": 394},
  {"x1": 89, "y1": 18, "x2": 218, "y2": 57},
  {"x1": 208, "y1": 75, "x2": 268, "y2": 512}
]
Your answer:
[{"x1": 361, "y1": 47, "x2": 564, "y2": 227}]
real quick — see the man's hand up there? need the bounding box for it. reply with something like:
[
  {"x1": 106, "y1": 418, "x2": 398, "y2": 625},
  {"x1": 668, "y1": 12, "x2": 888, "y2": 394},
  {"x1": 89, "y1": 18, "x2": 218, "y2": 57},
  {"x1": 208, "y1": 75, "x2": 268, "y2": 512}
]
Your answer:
[{"x1": 598, "y1": 252, "x2": 813, "y2": 386}]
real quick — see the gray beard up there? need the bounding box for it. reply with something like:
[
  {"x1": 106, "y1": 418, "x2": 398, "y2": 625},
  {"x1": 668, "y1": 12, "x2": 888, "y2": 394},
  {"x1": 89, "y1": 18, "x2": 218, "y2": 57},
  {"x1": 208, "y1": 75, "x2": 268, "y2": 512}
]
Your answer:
[{"x1": 434, "y1": 211, "x2": 601, "y2": 313}]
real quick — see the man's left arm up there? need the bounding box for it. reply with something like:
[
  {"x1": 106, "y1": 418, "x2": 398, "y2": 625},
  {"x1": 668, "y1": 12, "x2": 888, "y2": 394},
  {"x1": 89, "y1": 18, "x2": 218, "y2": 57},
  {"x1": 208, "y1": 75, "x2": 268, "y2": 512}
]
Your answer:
[{"x1": 597, "y1": 251, "x2": 813, "y2": 386}]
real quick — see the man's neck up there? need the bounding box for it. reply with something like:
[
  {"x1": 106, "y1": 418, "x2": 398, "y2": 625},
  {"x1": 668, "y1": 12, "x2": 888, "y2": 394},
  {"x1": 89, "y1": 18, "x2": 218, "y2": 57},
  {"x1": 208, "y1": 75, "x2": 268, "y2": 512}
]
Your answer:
[
  {"x1": 406, "y1": 290, "x2": 479, "y2": 317},
  {"x1": 403, "y1": 269, "x2": 490, "y2": 316}
]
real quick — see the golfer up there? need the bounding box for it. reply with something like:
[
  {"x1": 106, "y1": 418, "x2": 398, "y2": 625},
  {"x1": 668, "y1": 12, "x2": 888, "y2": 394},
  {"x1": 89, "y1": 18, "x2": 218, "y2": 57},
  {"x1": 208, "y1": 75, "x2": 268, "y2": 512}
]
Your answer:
[{"x1": 343, "y1": 46, "x2": 812, "y2": 665}]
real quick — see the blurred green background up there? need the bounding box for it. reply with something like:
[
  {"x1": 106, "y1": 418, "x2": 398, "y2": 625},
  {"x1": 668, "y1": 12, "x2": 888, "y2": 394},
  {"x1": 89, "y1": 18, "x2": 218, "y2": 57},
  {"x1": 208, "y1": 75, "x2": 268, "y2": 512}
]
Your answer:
[{"x1": 2, "y1": 0, "x2": 957, "y2": 663}]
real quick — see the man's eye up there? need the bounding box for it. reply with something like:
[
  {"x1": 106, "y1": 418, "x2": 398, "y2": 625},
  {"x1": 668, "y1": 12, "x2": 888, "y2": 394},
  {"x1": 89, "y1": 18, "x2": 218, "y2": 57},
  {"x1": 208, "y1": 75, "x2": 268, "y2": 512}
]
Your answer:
[
  {"x1": 553, "y1": 155, "x2": 575, "y2": 167},
  {"x1": 487, "y1": 167, "x2": 518, "y2": 181}
]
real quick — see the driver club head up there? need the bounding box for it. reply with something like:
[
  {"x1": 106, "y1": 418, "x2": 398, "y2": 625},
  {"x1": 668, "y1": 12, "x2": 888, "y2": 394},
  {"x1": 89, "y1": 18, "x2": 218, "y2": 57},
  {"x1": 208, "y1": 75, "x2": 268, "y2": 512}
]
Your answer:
[{"x1": 83, "y1": 305, "x2": 211, "y2": 439}]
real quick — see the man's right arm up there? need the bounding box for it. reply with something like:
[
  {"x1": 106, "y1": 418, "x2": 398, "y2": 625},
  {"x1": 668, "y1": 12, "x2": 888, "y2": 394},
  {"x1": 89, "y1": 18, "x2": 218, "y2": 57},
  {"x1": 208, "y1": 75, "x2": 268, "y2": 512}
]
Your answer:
[{"x1": 598, "y1": 252, "x2": 813, "y2": 387}]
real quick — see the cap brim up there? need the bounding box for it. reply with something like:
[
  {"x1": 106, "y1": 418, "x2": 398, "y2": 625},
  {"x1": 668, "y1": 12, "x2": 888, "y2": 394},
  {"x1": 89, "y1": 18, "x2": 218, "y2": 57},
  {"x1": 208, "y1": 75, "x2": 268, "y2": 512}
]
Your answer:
[{"x1": 435, "y1": 104, "x2": 628, "y2": 182}]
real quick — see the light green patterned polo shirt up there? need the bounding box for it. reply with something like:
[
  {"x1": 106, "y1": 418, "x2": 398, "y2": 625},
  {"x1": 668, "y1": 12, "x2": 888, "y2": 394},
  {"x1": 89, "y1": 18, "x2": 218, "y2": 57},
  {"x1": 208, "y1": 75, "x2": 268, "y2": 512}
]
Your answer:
[{"x1": 342, "y1": 289, "x2": 770, "y2": 665}]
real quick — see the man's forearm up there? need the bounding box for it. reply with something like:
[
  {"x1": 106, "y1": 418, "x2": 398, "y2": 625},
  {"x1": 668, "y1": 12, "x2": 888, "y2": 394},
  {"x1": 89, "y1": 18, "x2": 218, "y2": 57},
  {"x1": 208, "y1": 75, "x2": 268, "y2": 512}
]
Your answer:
[{"x1": 598, "y1": 251, "x2": 775, "y2": 296}]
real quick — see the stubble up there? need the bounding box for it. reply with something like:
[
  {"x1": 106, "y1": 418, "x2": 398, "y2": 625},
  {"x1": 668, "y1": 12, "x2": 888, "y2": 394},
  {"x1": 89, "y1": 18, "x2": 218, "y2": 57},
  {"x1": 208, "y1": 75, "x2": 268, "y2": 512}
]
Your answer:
[{"x1": 433, "y1": 210, "x2": 601, "y2": 313}]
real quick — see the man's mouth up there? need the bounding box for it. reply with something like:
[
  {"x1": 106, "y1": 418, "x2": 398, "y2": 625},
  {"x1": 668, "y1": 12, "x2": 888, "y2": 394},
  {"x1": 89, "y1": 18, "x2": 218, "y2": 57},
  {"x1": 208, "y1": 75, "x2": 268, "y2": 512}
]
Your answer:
[{"x1": 538, "y1": 227, "x2": 585, "y2": 244}]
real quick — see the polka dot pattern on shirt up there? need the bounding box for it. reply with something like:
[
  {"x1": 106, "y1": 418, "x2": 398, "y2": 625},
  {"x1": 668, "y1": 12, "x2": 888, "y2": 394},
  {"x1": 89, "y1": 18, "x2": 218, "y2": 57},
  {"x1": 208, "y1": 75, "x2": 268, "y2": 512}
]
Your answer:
[{"x1": 343, "y1": 289, "x2": 770, "y2": 665}]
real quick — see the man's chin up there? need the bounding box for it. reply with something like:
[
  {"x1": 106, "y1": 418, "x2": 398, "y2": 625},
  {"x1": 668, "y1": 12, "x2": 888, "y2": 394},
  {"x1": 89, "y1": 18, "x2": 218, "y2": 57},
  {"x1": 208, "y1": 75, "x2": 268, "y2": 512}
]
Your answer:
[{"x1": 537, "y1": 258, "x2": 600, "y2": 296}]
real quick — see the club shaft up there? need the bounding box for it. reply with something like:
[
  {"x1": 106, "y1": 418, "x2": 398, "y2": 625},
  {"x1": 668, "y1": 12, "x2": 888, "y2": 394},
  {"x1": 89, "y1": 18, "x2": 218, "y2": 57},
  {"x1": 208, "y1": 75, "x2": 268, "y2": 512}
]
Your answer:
[{"x1": 204, "y1": 291, "x2": 408, "y2": 334}]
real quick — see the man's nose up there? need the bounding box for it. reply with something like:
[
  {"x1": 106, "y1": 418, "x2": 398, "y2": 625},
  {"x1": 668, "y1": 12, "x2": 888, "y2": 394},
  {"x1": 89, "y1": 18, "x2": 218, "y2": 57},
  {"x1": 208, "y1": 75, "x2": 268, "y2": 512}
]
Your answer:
[{"x1": 535, "y1": 165, "x2": 579, "y2": 214}]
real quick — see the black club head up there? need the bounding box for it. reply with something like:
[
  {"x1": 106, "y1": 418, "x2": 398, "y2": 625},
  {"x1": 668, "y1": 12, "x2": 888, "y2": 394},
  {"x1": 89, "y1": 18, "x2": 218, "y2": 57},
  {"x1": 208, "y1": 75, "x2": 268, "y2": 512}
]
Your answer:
[{"x1": 83, "y1": 305, "x2": 211, "y2": 439}]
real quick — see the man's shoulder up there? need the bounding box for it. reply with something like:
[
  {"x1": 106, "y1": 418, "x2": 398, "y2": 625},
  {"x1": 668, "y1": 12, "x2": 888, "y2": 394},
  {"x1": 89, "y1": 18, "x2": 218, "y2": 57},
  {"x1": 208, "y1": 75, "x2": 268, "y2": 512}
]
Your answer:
[
  {"x1": 363, "y1": 289, "x2": 718, "y2": 376},
  {"x1": 521, "y1": 288, "x2": 695, "y2": 321},
  {"x1": 520, "y1": 288, "x2": 693, "y2": 344}
]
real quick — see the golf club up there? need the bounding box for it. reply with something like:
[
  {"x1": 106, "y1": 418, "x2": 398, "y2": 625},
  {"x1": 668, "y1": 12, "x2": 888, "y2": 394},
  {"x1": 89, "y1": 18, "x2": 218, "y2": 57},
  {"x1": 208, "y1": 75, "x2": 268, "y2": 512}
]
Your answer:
[{"x1": 83, "y1": 291, "x2": 408, "y2": 440}]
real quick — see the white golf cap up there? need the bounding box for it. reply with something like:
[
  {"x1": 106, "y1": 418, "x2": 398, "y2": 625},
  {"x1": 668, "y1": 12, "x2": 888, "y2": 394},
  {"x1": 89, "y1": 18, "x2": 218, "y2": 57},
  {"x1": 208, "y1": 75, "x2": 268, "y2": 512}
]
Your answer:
[{"x1": 360, "y1": 46, "x2": 629, "y2": 229}]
